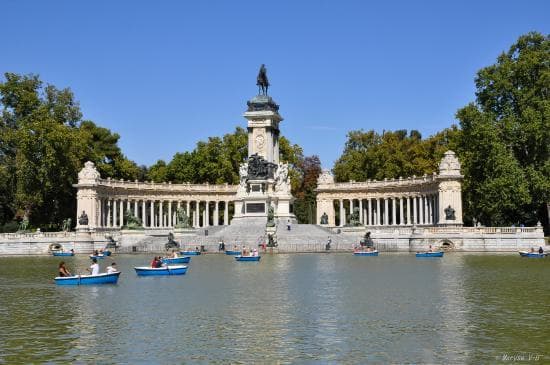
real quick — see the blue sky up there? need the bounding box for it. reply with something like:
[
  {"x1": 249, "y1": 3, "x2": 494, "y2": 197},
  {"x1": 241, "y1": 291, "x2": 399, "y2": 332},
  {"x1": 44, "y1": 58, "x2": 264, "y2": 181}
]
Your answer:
[{"x1": 1, "y1": 0, "x2": 548, "y2": 168}]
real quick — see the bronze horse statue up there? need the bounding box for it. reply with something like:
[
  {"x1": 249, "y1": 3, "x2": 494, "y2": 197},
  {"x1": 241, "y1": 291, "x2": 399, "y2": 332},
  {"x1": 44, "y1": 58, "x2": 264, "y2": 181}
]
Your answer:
[{"x1": 257, "y1": 64, "x2": 269, "y2": 95}]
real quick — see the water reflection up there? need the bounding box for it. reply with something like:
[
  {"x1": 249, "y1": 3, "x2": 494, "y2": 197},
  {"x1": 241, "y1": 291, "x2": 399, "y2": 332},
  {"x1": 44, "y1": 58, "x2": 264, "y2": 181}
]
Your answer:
[{"x1": 0, "y1": 253, "x2": 549, "y2": 363}]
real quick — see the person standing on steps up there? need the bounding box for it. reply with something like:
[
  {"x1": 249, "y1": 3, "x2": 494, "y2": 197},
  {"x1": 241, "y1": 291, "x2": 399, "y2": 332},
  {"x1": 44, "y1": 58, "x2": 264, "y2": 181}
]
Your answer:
[{"x1": 287, "y1": 219, "x2": 291, "y2": 231}]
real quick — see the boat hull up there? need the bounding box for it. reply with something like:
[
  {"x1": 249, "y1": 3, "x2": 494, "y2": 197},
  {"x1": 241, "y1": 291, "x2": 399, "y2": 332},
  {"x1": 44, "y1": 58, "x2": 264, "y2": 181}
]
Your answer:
[
  {"x1": 180, "y1": 251, "x2": 201, "y2": 256},
  {"x1": 519, "y1": 251, "x2": 547, "y2": 258},
  {"x1": 134, "y1": 266, "x2": 188, "y2": 276},
  {"x1": 55, "y1": 272, "x2": 121, "y2": 285},
  {"x1": 235, "y1": 255, "x2": 261, "y2": 262},
  {"x1": 52, "y1": 252, "x2": 74, "y2": 257},
  {"x1": 89, "y1": 255, "x2": 106, "y2": 259},
  {"x1": 103, "y1": 250, "x2": 112, "y2": 256},
  {"x1": 162, "y1": 256, "x2": 191, "y2": 264},
  {"x1": 354, "y1": 251, "x2": 379, "y2": 256},
  {"x1": 416, "y1": 252, "x2": 444, "y2": 258},
  {"x1": 225, "y1": 250, "x2": 241, "y2": 256}
]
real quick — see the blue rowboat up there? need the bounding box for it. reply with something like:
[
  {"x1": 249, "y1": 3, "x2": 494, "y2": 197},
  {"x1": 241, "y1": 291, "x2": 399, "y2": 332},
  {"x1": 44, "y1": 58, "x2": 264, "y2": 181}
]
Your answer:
[
  {"x1": 54, "y1": 272, "x2": 121, "y2": 285},
  {"x1": 416, "y1": 251, "x2": 444, "y2": 258},
  {"x1": 519, "y1": 251, "x2": 547, "y2": 258},
  {"x1": 354, "y1": 250, "x2": 379, "y2": 256},
  {"x1": 235, "y1": 255, "x2": 261, "y2": 262},
  {"x1": 225, "y1": 250, "x2": 241, "y2": 256},
  {"x1": 134, "y1": 266, "x2": 188, "y2": 276},
  {"x1": 52, "y1": 251, "x2": 74, "y2": 257},
  {"x1": 89, "y1": 254, "x2": 106, "y2": 259},
  {"x1": 162, "y1": 256, "x2": 191, "y2": 264},
  {"x1": 103, "y1": 250, "x2": 112, "y2": 256},
  {"x1": 180, "y1": 251, "x2": 201, "y2": 256}
]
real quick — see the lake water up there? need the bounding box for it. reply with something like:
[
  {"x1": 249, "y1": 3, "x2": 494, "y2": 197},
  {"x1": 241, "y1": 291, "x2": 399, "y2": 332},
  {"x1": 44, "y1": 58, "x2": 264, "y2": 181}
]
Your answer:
[{"x1": 1, "y1": 253, "x2": 549, "y2": 363}]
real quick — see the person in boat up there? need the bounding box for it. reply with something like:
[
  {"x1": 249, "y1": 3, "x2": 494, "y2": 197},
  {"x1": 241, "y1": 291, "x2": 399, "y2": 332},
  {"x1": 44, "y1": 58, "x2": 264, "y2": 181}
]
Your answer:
[
  {"x1": 106, "y1": 262, "x2": 117, "y2": 274},
  {"x1": 155, "y1": 256, "x2": 163, "y2": 268},
  {"x1": 252, "y1": 248, "x2": 258, "y2": 257},
  {"x1": 70, "y1": 249, "x2": 75, "y2": 255},
  {"x1": 428, "y1": 245, "x2": 433, "y2": 252},
  {"x1": 195, "y1": 246, "x2": 200, "y2": 252},
  {"x1": 58, "y1": 261, "x2": 72, "y2": 277},
  {"x1": 93, "y1": 250, "x2": 99, "y2": 256},
  {"x1": 242, "y1": 246, "x2": 247, "y2": 256},
  {"x1": 150, "y1": 256, "x2": 159, "y2": 268},
  {"x1": 172, "y1": 250, "x2": 179, "y2": 258},
  {"x1": 539, "y1": 247, "x2": 544, "y2": 254},
  {"x1": 88, "y1": 258, "x2": 100, "y2": 276},
  {"x1": 530, "y1": 247, "x2": 535, "y2": 253}
]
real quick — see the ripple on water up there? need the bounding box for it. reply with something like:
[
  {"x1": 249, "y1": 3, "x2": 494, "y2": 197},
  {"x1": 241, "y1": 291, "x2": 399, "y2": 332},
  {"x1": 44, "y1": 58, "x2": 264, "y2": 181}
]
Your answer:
[{"x1": 0, "y1": 253, "x2": 549, "y2": 363}]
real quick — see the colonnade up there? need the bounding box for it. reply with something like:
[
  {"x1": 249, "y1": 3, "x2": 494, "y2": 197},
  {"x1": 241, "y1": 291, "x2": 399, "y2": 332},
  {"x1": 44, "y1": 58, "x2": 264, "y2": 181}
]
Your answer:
[
  {"x1": 96, "y1": 198, "x2": 234, "y2": 229},
  {"x1": 333, "y1": 194, "x2": 439, "y2": 227}
]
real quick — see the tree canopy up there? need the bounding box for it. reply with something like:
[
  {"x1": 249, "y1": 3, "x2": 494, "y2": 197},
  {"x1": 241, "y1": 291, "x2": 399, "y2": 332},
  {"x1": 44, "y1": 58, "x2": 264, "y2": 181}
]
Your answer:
[
  {"x1": 0, "y1": 73, "x2": 141, "y2": 230},
  {"x1": 456, "y1": 32, "x2": 549, "y2": 227}
]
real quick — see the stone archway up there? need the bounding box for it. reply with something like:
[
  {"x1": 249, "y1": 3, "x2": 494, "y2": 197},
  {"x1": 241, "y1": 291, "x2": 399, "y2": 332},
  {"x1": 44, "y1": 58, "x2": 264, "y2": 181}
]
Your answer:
[
  {"x1": 439, "y1": 239, "x2": 455, "y2": 250},
  {"x1": 49, "y1": 243, "x2": 64, "y2": 252}
]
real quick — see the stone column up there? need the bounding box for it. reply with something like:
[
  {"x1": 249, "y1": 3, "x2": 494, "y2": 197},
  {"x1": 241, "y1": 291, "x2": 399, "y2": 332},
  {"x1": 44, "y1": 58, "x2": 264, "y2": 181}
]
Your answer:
[
  {"x1": 195, "y1": 200, "x2": 200, "y2": 227},
  {"x1": 186, "y1": 201, "x2": 190, "y2": 217},
  {"x1": 418, "y1": 195, "x2": 424, "y2": 224},
  {"x1": 384, "y1": 198, "x2": 389, "y2": 226},
  {"x1": 391, "y1": 197, "x2": 396, "y2": 225},
  {"x1": 406, "y1": 197, "x2": 411, "y2": 225},
  {"x1": 142, "y1": 200, "x2": 147, "y2": 227},
  {"x1": 426, "y1": 195, "x2": 432, "y2": 224},
  {"x1": 339, "y1": 199, "x2": 344, "y2": 227},
  {"x1": 168, "y1": 201, "x2": 172, "y2": 227},
  {"x1": 399, "y1": 197, "x2": 404, "y2": 225},
  {"x1": 224, "y1": 201, "x2": 229, "y2": 225},
  {"x1": 359, "y1": 199, "x2": 363, "y2": 225},
  {"x1": 205, "y1": 201, "x2": 210, "y2": 227},
  {"x1": 367, "y1": 199, "x2": 372, "y2": 225},
  {"x1": 150, "y1": 200, "x2": 154, "y2": 227},
  {"x1": 121, "y1": 200, "x2": 126, "y2": 227},
  {"x1": 114, "y1": 199, "x2": 119, "y2": 227},
  {"x1": 374, "y1": 198, "x2": 379, "y2": 225},
  {"x1": 214, "y1": 201, "x2": 219, "y2": 226},
  {"x1": 412, "y1": 196, "x2": 418, "y2": 224}
]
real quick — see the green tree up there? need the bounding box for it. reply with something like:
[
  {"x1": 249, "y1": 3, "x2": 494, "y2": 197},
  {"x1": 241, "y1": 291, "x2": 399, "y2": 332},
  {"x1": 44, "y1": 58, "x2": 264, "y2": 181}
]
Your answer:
[
  {"x1": 333, "y1": 128, "x2": 459, "y2": 182},
  {"x1": 293, "y1": 155, "x2": 322, "y2": 223},
  {"x1": 456, "y1": 32, "x2": 549, "y2": 228},
  {"x1": 0, "y1": 73, "x2": 141, "y2": 229}
]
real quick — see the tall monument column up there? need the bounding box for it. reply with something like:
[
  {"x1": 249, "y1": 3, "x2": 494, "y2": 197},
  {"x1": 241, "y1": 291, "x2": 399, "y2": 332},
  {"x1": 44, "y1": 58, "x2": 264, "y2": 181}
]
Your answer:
[
  {"x1": 74, "y1": 161, "x2": 101, "y2": 230},
  {"x1": 233, "y1": 65, "x2": 295, "y2": 222}
]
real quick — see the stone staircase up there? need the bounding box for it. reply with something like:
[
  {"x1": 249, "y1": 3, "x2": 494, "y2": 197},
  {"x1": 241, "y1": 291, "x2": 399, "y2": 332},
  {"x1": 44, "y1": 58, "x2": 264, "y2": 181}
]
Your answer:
[{"x1": 275, "y1": 222, "x2": 358, "y2": 252}]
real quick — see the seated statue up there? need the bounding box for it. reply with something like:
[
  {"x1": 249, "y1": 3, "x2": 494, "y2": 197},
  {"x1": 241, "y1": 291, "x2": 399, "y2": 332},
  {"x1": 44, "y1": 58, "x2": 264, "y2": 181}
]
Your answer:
[
  {"x1": 444, "y1": 205, "x2": 456, "y2": 220},
  {"x1": 346, "y1": 207, "x2": 362, "y2": 227},
  {"x1": 78, "y1": 211, "x2": 88, "y2": 226},
  {"x1": 123, "y1": 209, "x2": 142, "y2": 229},
  {"x1": 320, "y1": 212, "x2": 329, "y2": 225},
  {"x1": 174, "y1": 207, "x2": 191, "y2": 229}
]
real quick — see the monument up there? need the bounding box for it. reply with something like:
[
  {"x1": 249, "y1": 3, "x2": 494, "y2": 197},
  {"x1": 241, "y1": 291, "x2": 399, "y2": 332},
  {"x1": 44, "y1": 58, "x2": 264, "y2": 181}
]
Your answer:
[{"x1": 232, "y1": 65, "x2": 295, "y2": 223}]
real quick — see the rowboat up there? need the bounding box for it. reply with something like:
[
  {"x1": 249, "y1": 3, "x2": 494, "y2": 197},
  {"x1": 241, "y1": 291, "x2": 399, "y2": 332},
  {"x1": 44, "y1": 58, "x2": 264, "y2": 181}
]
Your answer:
[
  {"x1": 161, "y1": 256, "x2": 191, "y2": 264},
  {"x1": 52, "y1": 251, "x2": 74, "y2": 257},
  {"x1": 54, "y1": 272, "x2": 121, "y2": 285},
  {"x1": 225, "y1": 250, "x2": 241, "y2": 256},
  {"x1": 134, "y1": 266, "x2": 188, "y2": 276},
  {"x1": 416, "y1": 251, "x2": 444, "y2": 258},
  {"x1": 180, "y1": 251, "x2": 201, "y2": 256},
  {"x1": 235, "y1": 255, "x2": 261, "y2": 262},
  {"x1": 89, "y1": 254, "x2": 106, "y2": 259},
  {"x1": 103, "y1": 250, "x2": 112, "y2": 256},
  {"x1": 353, "y1": 250, "x2": 379, "y2": 256},
  {"x1": 519, "y1": 251, "x2": 547, "y2": 258}
]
